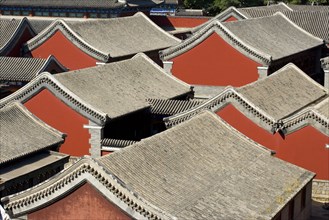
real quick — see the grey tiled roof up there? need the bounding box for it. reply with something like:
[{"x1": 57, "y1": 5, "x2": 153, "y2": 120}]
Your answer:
[
  {"x1": 98, "y1": 111, "x2": 314, "y2": 219},
  {"x1": 126, "y1": 0, "x2": 164, "y2": 7},
  {"x1": 27, "y1": 19, "x2": 54, "y2": 34},
  {"x1": 101, "y1": 139, "x2": 138, "y2": 147},
  {"x1": 161, "y1": 14, "x2": 323, "y2": 63},
  {"x1": 26, "y1": 12, "x2": 180, "y2": 60},
  {"x1": 282, "y1": 11, "x2": 329, "y2": 42},
  {"x1": 237, "y1": 63, "x2": 327, "y2": 121},
  {"x1": 221, "y1": 13, "x2": 323, "y2": 61},
  {"x1": 237, "y1": 3, "x2": 292, "y2": 18},
  {"x1": 54, "y1": 53, "x2": 191, "y2": 119},
  {"x1": 0, "y1": 0, "x2": 124, "y2": 9},
  {"x1": 0, "y1": 102, "x2": 65, "y2": 165},
  {"x1": 0, "y1": 18, "x2": 36, "y2": 55},
  {"x1": 0, "y1": 56, "x2": 66, "y2": 82},
  {"x1": 287, "y1": 4, "x2": 329, "y2": 12},
  {"x1": 148, "y1": 99, "x2": 204, "y2": 115}
]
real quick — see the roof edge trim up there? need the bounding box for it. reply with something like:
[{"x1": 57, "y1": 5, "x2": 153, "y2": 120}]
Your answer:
[{"x1": 24, "y1": 20, "x2": 109, "y2": 62}]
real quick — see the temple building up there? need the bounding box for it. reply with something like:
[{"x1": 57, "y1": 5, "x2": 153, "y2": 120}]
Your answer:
[
  {"x1": 0, "y1": 102, "x2": 69, "y2": 198},
  {"x1": 23, "y1": 12, "x2": 180, "y2": 70},
  {"x1": 1, "y1": 111, "x2": 315, "y2": 220},
  {"x1": 164, "y1": 63, "x2": 329, "y2": 201},
  {"x1": 0, "y1": 53, "x2": 192, "y2": 157},
  {"x1": 160, "y1": 13, "x2": 324, "y2": 87}
]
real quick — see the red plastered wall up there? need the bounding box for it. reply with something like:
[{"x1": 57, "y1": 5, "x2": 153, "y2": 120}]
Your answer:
[
  {"x1": 217, "y1": 104, "x2": 329, "y2": 180},
  {"x1": 224, "y1": 16, "x2": 238, "y2": 22},
  {"x1": 28, "y1": 183, "x2": 131, "y2": 220},
  {"x1": 150, "y1": 16, "x2": 210, "y2": 28},
  {"x1": 29, "y1": 30, "x2": 98, "y2": 70},
  {"x1": 24, "y1": 89, "x2": 91, "y2": 156},
  {"x1": 170, "y1": 33, "x2": 260, "y2": 87}
]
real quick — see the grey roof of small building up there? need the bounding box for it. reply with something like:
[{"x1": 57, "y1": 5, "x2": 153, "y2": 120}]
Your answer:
[
  {"x1": 221, "y1": 13, "x2": 323, "y2": 61},
  {"x1": 0, "y1": 0, "x2": 125, "y2": 9},
  {"x1": 126, "y1": 0, "x2": 164, "y2": 7},
  {"x1": 54, "y1": 53, "x2": 191, "y2": 119},
  {"x1": 0, "y1": 18, "x2": 36, "y2": 55},
  {"x1": 148, "y1": 99, "x2": 204, "y2": 115},
  {"x1": 237, "y1": 63, "x2": 327, "y2": 121},
  {"x1": 0, "y1": 102, "x2": 65, "y2": 165},
  {"x1": 98, "y1": 111, "x2": 314, "y2": 219},
  {"x1": 282, "y1": 11, "x2": 329, "y2": 42},
  {"x1": 101, "y1": 139, "x2": 138, "y2": 148},
  {"x1": 0, "y1": 56, "x2": 66, "y2": 82}
]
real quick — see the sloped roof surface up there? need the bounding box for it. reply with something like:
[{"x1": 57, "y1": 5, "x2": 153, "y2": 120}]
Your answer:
[
  {"x1": 0, "y1": 102, "x2": 64, "y2": 164},
  {"x1": 0, "y1": 57, "x2": 46, "y2": 82},
  {"x1": 237, "y1": 3, "x2": 291, "y2": 18},
  {"x1": 0, "y1": 18, "x2": 21, "y2": 50},
  {"x1": 99, "y1": 111, "x2": 314, "y2": 219},
  {"x1": 64, "y1": 13, "x2": 180, "y2": 58},
  {"x1": 0, "y1": 0, "x2": 124, "y2": 8},
  {"x1": 287, "y1": 4, "x2": 329, "y2": 12},
  {"x1": 148, "y1": 99, "x2": 204, "y2": 115},
  {"x1": 222, "y1": 14, "x2": 323, "y2": 61},
  {"x1": 282, "y1": 11, "x2": 329, "y2": 42},
  {"x1": 54, "y1": 54, "x2": 190, "y2": 119},
  {"x1": 237, "y1": 64, "x2": 327, "y2": 120}
]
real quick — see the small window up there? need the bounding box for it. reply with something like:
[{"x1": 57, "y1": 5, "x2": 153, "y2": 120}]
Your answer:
[
  {"x1": 22, "y1": 11, "x2": 30, "y2": 16},
  {"x1": 59, "y1": 12, "x2": 66, "y2": 17},
  {"x1": 42, "y1": 12, "x2": 49, "y2": 16},
  {"x1": 100, "y1": 13, "x2": 108, "y2": 18},
  {"x1": 69, "y1": 12, "x2": 77, "y2": 17},
  {"x1": 76, "y1": 13, "x2": 84, "y2": 18},
  {"x1": 52, "y1": 12, "x2": 60, "y2": 17},
  {"x1": 13, "y1": 11, "x2": 20, "y2": 16},
  {"x1": 35, "y1": 11, "x2": 42, "y2": 16},
  {"x1": 89, "y1": 13, "x2": 98, "y2": 18},
  {"x1": 3, "y1": 11, "x2": 11, "y2": 15}
]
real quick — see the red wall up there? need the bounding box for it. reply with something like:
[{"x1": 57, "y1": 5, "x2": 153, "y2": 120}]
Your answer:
[
  {"x1": 24, "y1": 89, "x2": 91, "y2": 156},
  {"x1": 7, "y1": 27, "x2": 35, "y2": 57},
  {"x1": 30, "y1": 30, "x2": 98, "y2": 70},
  {"x1": 28, "y1": 183, "x2": 131, "y2": 220},
  {"x1": 150, "y1": 16, "x2": 210, "y2": 28},
  {"x1": 224, "y1": 16, "x2": 238, "y2": 22},
  {"x1": 217, "y1": 104, "x2": 329, "y2": 180},
  {"x1": 171, "y1": 33, "x2": 260, "y2": 86}
]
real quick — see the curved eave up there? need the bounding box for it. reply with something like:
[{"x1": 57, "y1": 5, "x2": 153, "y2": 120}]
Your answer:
[
  {"x1": 160, "y1": 20, "x2": 272, "y2": 65},
  {"x1": 164, "y1": 87, "x2": 276, "y2": 133},
  {"x1": 0, "y1": 18, "x2": 37, "y2": 55},
  {"x1": 37, "y1": 55, "x2": 69, "y2": 76},
  {"x1": 24, "y1": 20, "x2": 109, "y2": 62},
  {"x1": 280, "y1": 109, "x2": 329, "y2": 136},
  {"x1": 0, "y1": 73, "x2": 107, "y2": 125},
  {"x1": 2, "y1": 158, "x2": 173, "y2": 220}
]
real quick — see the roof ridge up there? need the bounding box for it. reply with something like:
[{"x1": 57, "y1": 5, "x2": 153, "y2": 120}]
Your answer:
[
  {"x1": 134, "y1": 12, "x2": 181, "y2": 44},
  {"x1": 160, "y1": 19, "x2": 272, "y2": 65},
  {"x1": 24, "y1": 19, "x2": 109, "y2": 62},
  {"x1": 164, "y1": 87, "x2": 276, "y2": 131},
  {"x1": 279, "y1": 2, "x2": 294, "y2": 11},
  {"x1": 0, "y1": 72, "x2": 108, "y2": 125},
  {"x1": 133, "y1": 52, "x2": 192, "y2": 90},
  {"x1": 37, "y1": 55, "x2": 68, "y2": 77}
]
